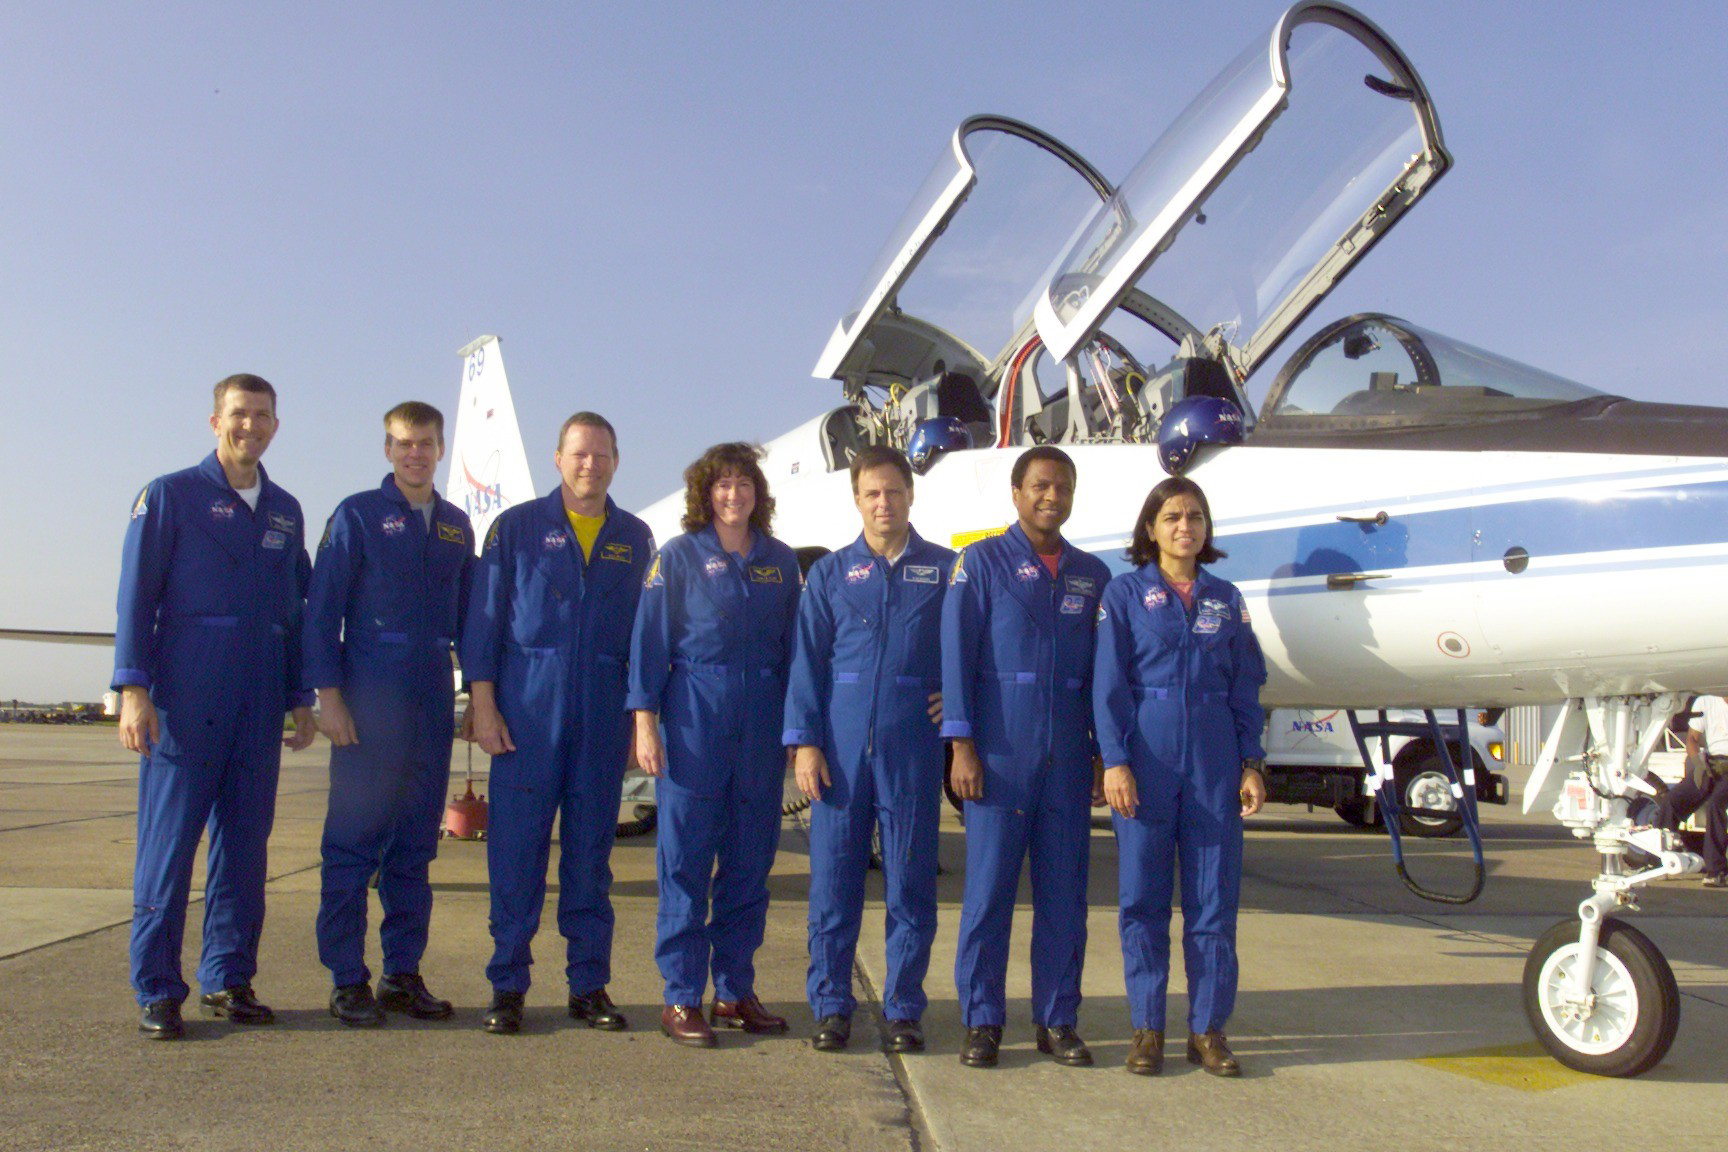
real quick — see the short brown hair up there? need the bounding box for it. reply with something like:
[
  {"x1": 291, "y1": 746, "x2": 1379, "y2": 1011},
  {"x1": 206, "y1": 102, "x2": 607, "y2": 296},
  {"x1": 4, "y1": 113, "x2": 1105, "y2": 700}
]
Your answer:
[
  {"x1": 681, "y1": 442, "x2": 775, "y2": 536},
  {"x1": 558, "y1": 411, "x2": 618, "y2": 454},
  {"x1": 848, "y1": 445, "x2": 913, "y2": 493},
  {"x1": 212, "y1": 374, "x2": 276, "y2": 414},
  {"x1": 1126, "y1": 476, "x2": 1227, "y2": 568},
  {"x1": 383, "y1": 401, "x2": 445, "y2": 442}
]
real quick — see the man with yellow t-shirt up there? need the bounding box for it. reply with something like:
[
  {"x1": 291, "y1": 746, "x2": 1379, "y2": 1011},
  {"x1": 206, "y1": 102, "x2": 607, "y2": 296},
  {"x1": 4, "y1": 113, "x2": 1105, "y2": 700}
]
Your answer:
[{"x1": 461, "y1": 412, "x2": 655, "y2": 1034}]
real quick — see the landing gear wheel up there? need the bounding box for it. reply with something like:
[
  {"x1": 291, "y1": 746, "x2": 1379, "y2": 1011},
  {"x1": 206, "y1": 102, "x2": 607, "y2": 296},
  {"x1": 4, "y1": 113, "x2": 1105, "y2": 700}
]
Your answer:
[
  {"x1": 1522, "y1": 918, "x2": 1679, "y2": 1078},
  {"x1": 1394, "y1": 753, "x2": 1464, "y2": 838},
  {"x1": 1334, "y1": 796, "x2": 1382, "y2": 828}
]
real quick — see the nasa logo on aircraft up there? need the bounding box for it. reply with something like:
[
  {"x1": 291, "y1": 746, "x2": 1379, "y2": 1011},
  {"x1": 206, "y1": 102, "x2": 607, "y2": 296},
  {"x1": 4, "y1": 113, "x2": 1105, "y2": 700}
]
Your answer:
[
  {"x1": 209, "y1": 500, "x2": 236, "y2": 521},
  {"x1": 1060, "y1": 593, "x2": 1086, "y2": 615},
  {"x1": 381, "y1": 514, "x2": 408, "y2": 537},
  {"x1": 543, "y1": 529, "x2": 569, "y2": 550},
  {"x1": 1143, "y1": 586, "x2": 1168, "y2": 610},
  {"x1": 845, "y1": 562, "x2": 873, "y2": 585},
  {"x1": 1014, "y1": 560, "x2": 1041, "y2": 583},
  {"x1": 703, "y1": 555, "x2": 728, "y2": 579}
]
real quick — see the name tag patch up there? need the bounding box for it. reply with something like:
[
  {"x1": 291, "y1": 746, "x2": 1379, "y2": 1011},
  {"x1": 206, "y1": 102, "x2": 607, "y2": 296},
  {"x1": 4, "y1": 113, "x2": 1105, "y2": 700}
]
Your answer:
[
  {"x1": 437, "y1": 522, "x2": 466, "y2": 545},
  {"x1": 261, "y1": 529, "x2": 287, "y2": 550},
  {"x1": 845, "y1": 562, "x2": 873, "y2": 586},
  {"x1": 1194, "y1": 615, "x2": 1222, "y2": 635},
  {"x1": 268, "y1": 512, "x2": 296, "y2": 533},
  {"x1": 600, "y1": 541, "x2": 633, "y2": 563},
  {"x1": 1065, "y1": 576, "x2": 1096, "y2": 596},
  {"x1": 1060, "y1": 593, "x2": 1086, "y2": 615},
  {"x1": 903, "y1": 564, "x2": 939, "y2": 585},
  {"x1": 750, "y1": 565, "x2": 783, "y2": 584}
]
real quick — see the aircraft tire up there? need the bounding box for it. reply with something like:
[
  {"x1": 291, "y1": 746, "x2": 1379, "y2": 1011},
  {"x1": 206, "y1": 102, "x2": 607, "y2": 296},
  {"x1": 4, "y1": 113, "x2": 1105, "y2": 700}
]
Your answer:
[
  {"x1": 1393, "y1": 749, "x2": 1466, "y2": 838},
  {"x1": 1523, "y1": 918, "x2": 1679, "y2": 1078}
]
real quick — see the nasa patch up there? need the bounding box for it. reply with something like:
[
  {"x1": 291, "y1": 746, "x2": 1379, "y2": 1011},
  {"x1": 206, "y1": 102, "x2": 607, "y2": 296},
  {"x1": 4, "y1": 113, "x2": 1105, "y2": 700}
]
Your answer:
[
  {"x1": 1065, "y1": 576, "x2": 1096, "y2": 596},
  {"x1": 209, "y1": 500, "x2": 237, "y2": 521},
  {"x1": 261, "y1": 529, "x2": 287, "y2": 550},
  {"x1": 1142, "y1": 586, "x2": 1168, "y2": 610},
  {"x1": 1194, "y1": 614, "x2": 1222, "y2": 635},
  {"x1": 749, "y1": 565, "x2": 783, "y2": 584},
  {"x1": 268, "y1": 512, "x2": 296, "y2": 533},
  {"x1": 949, "y1": 550, "x2": 969, "y2": 585},
  {"x1": 1014, "y1": 560, "x2": 1041, "y2": 583},
  {"x1": 704, "y1": 555, "x2": 728, "y2": 578},
  {"x1": 381, "y1": 514, "x2": 408, "y2": 537},
  {"x1": 903, "y1": 564, "x2": 939, "y2": 585},
  {"x1": 600, "y1": 541, "x2": 633, "y2": 564},
  {"x1": 543, "y1": 529, "x2": 569, "y2": 550},
  {"x1": 437, "y1": 522, "x2": 465, "y2": 545},
  {"x1": 1060, "y1": 593, "x2": 1086, "y2": 615},
  {"x1": 845, "y1": 562, "x2": 873, "y2": 586}
]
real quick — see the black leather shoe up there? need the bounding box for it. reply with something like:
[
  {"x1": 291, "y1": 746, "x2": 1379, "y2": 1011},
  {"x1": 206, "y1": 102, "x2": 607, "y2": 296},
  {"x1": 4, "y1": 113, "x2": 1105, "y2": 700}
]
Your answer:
[
  {"x1": 482, "y1": 990, "x2": 525, "y2": 1035},
  {"x1": 883, "y1": 1018, "x2": 925, "y2": 1053},
  {"x1": 567, "y1": 987, "x2": 627, "y2": 1031},
  {"x1": 960, "y1": 1025, "x2": 1001, "y2": 1068},
  {"x1": 1036, "y1": 1025, "x2": 1094, "y2": 1067},
  {"x1": 812, "y1": 1014, "x2": 851, "y2": 1052},
  {"x1": 139, "y1": 1000, "x2": 184, "y2": 1040},
  {"x1": 1126, "y1": 1029, "x2": 1164, "y2": 1076},
  {"x1": 1187, "y1": 1030, "x2": 1241, "y2": 1077},
  {"x1": 200, "y1": 985, "x2": 275, "y2": 1025},
  {"x1": 330, "y1": 982, "x2": 386, "y2": 1027},
  {"x1": 378, "y1": 972, "x2": 453, "y2": 1020}
]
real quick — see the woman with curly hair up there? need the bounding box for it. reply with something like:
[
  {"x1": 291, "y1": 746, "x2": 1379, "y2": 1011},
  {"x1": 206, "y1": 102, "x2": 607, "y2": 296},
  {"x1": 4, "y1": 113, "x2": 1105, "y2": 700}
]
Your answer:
[
  {"x1": 1093, "y1": 476, "x2": 1267, "y2": 1078},
  {"x1": 628, "y1": 442, "x2": 802, "y2": 1048}
]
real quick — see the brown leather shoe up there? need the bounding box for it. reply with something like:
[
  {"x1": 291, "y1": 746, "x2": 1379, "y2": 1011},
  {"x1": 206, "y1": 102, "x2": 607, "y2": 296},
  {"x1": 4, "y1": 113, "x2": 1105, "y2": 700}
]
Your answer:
[
  {"x1": 1186, "y1": 1030, "x2": 1240, "y2": 1077},
  {"x1": 660, "y1": 1004, "x2": 717, "y2": 1048},
  {"x1": 710, "y1": 996, "x2": 788, "y2": 1035},
  {"x1": 1125, "y1": 1028, "x2": 1164, "y2": 1075}
]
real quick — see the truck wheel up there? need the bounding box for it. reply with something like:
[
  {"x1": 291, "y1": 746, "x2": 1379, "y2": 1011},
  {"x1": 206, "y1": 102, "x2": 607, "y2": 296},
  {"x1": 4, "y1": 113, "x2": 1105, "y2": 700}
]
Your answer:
[
  {"x1": 1523, "y1": 918, "x2": 1679, "y2": 1078},
  {"x1": 1394, "y1": 751, "x2": 1465, "y2": 838},
  {"x1": 1334, "y1": 796, "x2": 1382, "y2": 828}
]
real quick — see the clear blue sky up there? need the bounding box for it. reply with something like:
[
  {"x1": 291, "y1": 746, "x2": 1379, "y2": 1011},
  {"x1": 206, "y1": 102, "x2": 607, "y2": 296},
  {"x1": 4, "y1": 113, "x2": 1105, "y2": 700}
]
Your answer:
[{"x1": 3, "y1": 0, "x2": 1724, "y2": 700}]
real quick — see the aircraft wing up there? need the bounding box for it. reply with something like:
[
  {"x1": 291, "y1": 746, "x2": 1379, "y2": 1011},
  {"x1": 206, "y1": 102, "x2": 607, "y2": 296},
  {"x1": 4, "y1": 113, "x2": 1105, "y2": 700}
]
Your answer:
[{"x1": 0, "y1": 628, "x2": 115, "y2": 647}]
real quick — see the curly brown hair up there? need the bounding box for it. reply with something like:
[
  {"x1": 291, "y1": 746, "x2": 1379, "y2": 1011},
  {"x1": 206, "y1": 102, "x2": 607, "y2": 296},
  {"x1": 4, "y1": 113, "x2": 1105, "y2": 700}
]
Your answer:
[{"x1": 680, "y1": 442, "x2": 776, "y2": 536}]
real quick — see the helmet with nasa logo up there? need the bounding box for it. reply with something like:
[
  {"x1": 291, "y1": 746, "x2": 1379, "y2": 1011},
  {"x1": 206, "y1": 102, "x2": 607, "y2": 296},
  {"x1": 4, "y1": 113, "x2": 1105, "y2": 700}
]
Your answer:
[
  {"x1": 907, "y1": 416, "x2": 973, "y2": 475},
  {"x1": 1156, "y1": 395, "x2": 1244, "y2": 475}
]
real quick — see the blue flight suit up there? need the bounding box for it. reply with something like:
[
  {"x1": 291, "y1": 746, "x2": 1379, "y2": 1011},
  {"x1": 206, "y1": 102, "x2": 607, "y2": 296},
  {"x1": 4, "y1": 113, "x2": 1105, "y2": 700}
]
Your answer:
[
  {"x1": 782, "y1": 529, "x2": 955, "y2": 1023},
  {"x1": 304, "y1": 475, "x2": 474, "y2": 989},
  {"x1": 458, "y1": 490, "x2": 654, "y2": 996},
  {"x1": 1093, "y1": 565, "x2": 1266, "y2": 1034},
  {"x1": 627, "y1": 526, "x2": 800, "y2": 1006},
  {"x1": 940, "y1": 523, "x2": 1110, "y2": 1029},
  {"x1": 114, "y1": 452, "x2": 312, "y2": 1007}
]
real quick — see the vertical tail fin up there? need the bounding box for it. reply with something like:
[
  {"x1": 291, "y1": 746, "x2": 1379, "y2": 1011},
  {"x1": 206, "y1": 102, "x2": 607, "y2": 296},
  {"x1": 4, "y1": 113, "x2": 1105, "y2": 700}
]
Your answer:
[{"x1": 446, "y1": 335, "x2": 537, "y2": 553}]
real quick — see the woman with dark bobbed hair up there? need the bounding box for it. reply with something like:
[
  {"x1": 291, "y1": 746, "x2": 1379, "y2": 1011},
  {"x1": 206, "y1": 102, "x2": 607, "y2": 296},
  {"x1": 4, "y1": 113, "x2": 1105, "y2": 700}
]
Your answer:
[
  {"x1": 628, "y1": 442, "x2": 801, "y2": 1048},
  {"x1": 1092, "y1": 476, "x2": 1267, "y2": 1078}
]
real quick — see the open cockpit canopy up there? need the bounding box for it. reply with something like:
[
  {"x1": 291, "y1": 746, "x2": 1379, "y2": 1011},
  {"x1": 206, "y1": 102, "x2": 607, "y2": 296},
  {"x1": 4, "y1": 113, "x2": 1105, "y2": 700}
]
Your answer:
[{"x1": 1033, "y1": 1, "x2": 1449, "y2": 383}]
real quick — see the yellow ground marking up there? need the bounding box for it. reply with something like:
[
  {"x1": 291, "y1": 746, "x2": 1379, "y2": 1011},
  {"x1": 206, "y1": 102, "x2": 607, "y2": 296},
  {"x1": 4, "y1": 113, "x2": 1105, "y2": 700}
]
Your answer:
[{"x1": 1413, "y1": 1041, "x2": 1599, "y2": 1092}]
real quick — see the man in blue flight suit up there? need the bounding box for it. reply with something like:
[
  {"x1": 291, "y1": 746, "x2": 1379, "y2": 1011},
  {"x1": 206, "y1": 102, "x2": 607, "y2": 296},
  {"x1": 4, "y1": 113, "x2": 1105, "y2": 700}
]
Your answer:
[
  {"x1": 116, "y1": 374, "x2": 317, "y2": 1040},
  {"x1": 784, "y1": 446, "x2": 952, "y2": 1054},
  {"x1": 460, "y1": 411, "x2": 654, "y2": 1035},
  {"x1": 941, "y1": 445, "x2": 1110, "y2": 1069},
  {"x1": 305, "y1": 401, "x2": 474, "y2": 1026}
]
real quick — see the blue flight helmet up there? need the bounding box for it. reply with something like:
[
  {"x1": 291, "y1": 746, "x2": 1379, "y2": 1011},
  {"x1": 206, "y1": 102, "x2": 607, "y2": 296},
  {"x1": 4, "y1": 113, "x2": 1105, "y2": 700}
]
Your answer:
[
  {"x1": 907, "y1": 416, "x2": 973, "y2": 475},
  {"x1": 1157, "y1": 395, "x2": 1245, "y2": 475}
]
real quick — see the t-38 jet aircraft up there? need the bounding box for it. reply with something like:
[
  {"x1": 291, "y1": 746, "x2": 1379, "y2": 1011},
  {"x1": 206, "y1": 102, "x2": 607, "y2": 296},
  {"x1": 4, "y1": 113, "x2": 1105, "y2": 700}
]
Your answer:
[{"x1": 636, "y1": 0, "x2": 1727, "y2": 1078}]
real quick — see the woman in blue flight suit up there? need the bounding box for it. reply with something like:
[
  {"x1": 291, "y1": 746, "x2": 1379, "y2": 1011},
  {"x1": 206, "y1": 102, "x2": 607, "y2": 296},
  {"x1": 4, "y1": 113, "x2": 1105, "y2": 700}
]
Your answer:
[
  {"x1": 1094, "y1": 476, "x2": 1267, "y2": 1078},
  {"x1": 628, "y1": 443, "x2": 801, "y2": 1047}
]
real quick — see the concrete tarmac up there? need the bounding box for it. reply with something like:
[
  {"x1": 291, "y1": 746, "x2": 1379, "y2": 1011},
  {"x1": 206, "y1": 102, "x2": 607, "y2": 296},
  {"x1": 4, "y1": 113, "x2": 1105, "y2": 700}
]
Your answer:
[{"x1": 1, "y1": 725, "x2": 1723, "y2": 1151}]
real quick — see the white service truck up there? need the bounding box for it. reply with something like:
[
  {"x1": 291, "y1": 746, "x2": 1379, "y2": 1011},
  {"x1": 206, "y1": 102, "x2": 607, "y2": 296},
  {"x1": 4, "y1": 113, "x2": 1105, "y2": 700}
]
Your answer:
[{"x1": 1261, "y1": 708, "x2": 1511, "y2": 837}]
